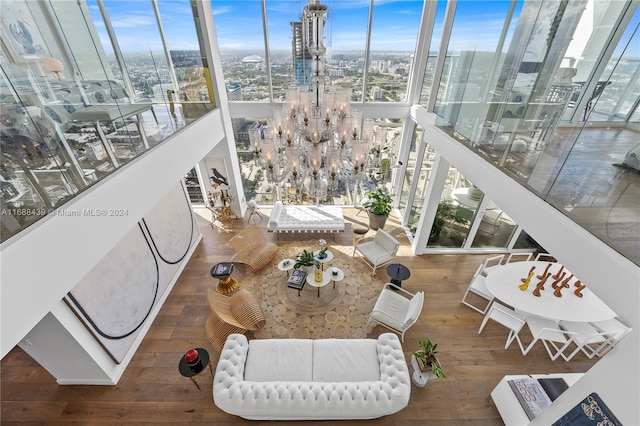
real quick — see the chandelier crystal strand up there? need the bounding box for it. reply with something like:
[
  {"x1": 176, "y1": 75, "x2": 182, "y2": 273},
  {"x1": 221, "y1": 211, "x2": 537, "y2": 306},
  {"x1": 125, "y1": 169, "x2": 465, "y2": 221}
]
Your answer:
[{"x1": 257, "y1": 0, "x2": 370, "y2": 204}]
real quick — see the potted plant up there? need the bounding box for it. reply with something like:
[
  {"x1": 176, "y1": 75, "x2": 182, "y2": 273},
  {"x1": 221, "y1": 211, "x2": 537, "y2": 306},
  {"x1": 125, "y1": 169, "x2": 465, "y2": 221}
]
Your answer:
[
  {"x1": 366, "y1": 188, "x2": 393, "y2": 230},
  {"x1": 294, "y1": 249, "x2": 320, "y2": 272},
  {"x1": 413, "y1": 340, "x2": 446, "y2": 379}
]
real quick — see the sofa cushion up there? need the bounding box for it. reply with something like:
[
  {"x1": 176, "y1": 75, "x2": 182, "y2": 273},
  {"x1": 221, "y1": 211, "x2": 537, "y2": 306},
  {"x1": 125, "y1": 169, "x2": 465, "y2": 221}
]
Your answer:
[
  {"x1": 313, "y1": 338, "x2": 379, "y2": 382},
  {"x1": 371, "y1": 288, "x2": 410, "y2": 330},
  {"x1": 358, "y1": 241, "x2": 395, "y2": 265},
  {"x1": 244, "y1": 338, "x2": 313, "y2": 381}
]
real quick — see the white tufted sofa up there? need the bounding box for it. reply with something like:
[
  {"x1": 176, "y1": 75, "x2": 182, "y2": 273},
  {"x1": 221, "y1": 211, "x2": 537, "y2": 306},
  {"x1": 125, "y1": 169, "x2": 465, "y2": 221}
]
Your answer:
[{"x1": 213, "y1": 333, "x2": 411, "y2": 420}]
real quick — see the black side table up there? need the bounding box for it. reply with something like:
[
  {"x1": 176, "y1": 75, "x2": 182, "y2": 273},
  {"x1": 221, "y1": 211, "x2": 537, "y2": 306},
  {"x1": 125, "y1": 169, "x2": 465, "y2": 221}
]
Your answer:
[
  {"x1": 386, "y1": 263, "x2": 411, "y2": 288},
  {"x1": 178, "y1": 348, "x2": 213, "y2": 391},
  {"x1": 211, "y1": 262, "x2": 238, "y2": 294}
]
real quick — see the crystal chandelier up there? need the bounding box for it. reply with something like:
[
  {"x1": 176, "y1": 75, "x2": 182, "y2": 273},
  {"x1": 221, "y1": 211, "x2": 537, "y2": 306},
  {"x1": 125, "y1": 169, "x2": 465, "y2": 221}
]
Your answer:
[{"x1": 248, "y1": 0, "x2": 372, "y2": 203}]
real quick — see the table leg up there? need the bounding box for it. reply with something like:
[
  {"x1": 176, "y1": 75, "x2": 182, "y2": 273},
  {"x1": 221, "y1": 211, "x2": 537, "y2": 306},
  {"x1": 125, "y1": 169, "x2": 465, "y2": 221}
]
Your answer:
[
  {"x1": 189, "y1": 376, "x2": 201, "y2": 391},
  {"x1": 317, "y1": 287, "x2": 320, "y2": 297},
  {"x1": 390, "y1": 278, "x2": 402, "y2": 288}
]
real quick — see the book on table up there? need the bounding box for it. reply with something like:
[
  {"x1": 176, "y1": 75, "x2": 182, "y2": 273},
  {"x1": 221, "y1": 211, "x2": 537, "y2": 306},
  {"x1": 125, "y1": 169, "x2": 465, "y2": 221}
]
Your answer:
[
  {"x1": 287, "y1": 269, "x2": 307, "y2": 290},
  {"x1": 211, "y1": 262, "x2": 233, "y2": 277},
  {"x1": 537, "y1": 377, "x2": 569, "y2": 401},
  {"x1": 507, "y1": 377, "x2": 558, "y2": 420}
]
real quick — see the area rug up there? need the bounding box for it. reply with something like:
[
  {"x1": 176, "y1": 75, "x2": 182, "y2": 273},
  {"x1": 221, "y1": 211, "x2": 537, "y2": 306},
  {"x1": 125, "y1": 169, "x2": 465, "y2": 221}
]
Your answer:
[{"x1": 240, "y1": 240, "x2": 385, "y2": 340}]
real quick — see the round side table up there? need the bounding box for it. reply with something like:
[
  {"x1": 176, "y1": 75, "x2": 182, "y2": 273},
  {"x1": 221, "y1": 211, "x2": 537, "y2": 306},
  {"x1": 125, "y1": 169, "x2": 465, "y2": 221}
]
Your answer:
[
  {"x1": 386, "y1": 263, "x2": 411, "y2": 288},
  {"x1": 178, "y1": 348, "x2": 213, "y2": 391},
  {"x1": 211, "y1": 262, "x2": 238, "y2": 294},
  {"x1": 306, "y1": 270, "x2": 331, "y2": 297},
  {"x1": 328, "y1": 267, "x2": 344, "y2": 289},
  {"x1": 278, "y1": 258, "x2": 295, "y2": 277},
  {"x1": 313, "y1": 250, "x2": 334, "y2": 270}
]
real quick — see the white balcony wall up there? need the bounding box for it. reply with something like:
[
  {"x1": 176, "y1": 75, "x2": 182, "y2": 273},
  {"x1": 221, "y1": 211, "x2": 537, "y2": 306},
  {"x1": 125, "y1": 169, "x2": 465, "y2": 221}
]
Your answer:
[{"x1": 1, "y1": 111, "x2": 226, "y2": 359}]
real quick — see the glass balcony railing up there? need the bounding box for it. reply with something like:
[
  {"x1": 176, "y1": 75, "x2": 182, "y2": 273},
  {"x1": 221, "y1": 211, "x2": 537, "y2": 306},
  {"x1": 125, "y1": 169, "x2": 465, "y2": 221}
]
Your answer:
[{"x1": 0, "y1": 0, "x2": 215, "y2": 243}]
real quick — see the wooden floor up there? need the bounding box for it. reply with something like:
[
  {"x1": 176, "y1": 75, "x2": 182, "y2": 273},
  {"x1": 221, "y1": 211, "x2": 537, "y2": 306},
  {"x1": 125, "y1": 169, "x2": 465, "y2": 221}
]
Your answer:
[{"x1": 1, "y1": 208, "x2": 597, "y2": 424}]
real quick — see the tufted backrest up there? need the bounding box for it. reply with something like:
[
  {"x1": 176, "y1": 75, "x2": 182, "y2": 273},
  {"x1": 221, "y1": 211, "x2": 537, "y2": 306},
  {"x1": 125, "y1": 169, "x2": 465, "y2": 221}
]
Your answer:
[{"x1": 213, "y1": 333, "x2": 411, "y2": 421}]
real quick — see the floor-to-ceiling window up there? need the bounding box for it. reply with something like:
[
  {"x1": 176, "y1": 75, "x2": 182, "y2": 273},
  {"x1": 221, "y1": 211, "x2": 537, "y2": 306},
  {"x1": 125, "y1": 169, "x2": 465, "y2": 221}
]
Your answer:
[
  {"x1": 366, "y1": 1, "x2": 422, "y2": 102},
  {"x1": 211, "y1": 0, "x2": 270, "y2": 102}
]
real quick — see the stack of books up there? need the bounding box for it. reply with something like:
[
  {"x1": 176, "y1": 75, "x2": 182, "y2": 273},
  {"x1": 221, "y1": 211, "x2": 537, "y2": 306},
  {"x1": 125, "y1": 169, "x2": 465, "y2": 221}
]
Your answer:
[
  {"x1": 287, "y1": 269, "x2": 307, "y2": 291},
  {"x1": 508, "y1": 377, "x2": 569, "y2": 420}
]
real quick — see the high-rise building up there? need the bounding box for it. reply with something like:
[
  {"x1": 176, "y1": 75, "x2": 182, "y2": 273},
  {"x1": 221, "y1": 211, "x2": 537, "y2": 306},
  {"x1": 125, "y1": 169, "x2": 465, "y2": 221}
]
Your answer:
[{"x1": 291, "y1": 21, "x2": 312, "y2": 86}]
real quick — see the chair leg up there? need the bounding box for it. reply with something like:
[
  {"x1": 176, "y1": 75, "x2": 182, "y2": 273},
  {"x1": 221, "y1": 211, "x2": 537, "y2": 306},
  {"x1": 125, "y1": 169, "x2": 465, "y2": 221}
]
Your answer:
[
  {"x1": 542, "y1": 339, "x2": 575, "y2": 361},
  {"x1": 478, "y1": 310, "x2": 492, "y2": 334},
  {"x1": 505, "y1": 331, "x2": 517, "y2": 349}
]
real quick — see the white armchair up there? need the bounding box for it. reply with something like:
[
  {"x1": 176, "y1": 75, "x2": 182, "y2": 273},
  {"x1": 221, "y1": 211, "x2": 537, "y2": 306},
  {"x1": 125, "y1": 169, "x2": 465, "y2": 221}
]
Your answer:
[
  {"x1": 369, "y1": 283, "x2": 424, "y2": 342},
  {"x1": 353, "y1": 229, "x2": 400, "y2": 276}
]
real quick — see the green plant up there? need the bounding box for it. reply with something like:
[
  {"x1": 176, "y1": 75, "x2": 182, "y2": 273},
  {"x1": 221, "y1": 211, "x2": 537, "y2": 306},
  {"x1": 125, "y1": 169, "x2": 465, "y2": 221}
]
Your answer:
[
  {"x1": 428, "y1": 201, "x2": 455, "y2": 244},
  {"x1": 367, "y1": 188, "x2": 393, "y2": 216},
  {"x1": 294, "y1": 249, "x2": 320, "y2": 269},
  {"x1": 413, "y1": 340, "x2": 446, "y2": 378}
]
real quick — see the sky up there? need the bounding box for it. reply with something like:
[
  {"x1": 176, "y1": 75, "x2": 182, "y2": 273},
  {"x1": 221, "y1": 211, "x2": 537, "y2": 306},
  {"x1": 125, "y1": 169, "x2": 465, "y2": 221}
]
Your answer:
[
  {"x1": 89, "y1": 0, "x2": 520, "y2": 53},
  {"x1": 88, "y1": 0, "x2": 639, "y2": 57}
]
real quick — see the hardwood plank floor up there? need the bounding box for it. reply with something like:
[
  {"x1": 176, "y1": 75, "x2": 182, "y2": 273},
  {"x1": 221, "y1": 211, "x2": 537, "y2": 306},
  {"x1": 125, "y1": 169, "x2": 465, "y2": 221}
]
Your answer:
[{"x1": 1, "y1": 208, "x2": 596, "y2": 424}]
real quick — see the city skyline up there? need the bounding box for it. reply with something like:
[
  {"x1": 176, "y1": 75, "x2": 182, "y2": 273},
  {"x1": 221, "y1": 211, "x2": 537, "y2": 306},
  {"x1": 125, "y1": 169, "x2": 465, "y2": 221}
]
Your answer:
[{"x1": 90, "y1": 1, "x2": 638, "y2": 59}]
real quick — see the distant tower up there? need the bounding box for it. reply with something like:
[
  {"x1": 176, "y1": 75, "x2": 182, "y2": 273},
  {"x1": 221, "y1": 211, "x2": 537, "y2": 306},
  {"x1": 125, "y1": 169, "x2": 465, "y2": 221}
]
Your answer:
[{"x1": 291, "y1": 21, "x2": 312, "y2": 86}]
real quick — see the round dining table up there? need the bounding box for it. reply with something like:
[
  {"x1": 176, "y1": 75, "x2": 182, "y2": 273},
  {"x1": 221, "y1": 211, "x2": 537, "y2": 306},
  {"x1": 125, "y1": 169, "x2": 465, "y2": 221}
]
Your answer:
[{"x1": 485, "y1": 261, "x2": 616, "y2": 322}]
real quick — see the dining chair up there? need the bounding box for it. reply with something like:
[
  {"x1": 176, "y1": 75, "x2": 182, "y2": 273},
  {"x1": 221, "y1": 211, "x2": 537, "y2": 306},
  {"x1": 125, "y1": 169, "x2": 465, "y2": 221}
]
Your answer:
[
  {"x1": 559, "y1": 320, "x2": 612, "y2": 361},
  {"x1": 589, "y1": 318, "x2": 632, "y2": 356},
  {"x1": 505, "y1": 253, "x2": 533, "y2": 263},
  {"x1": 535, "y1": 253, "x2": 557, "y2": 262},
  {"x1": 369, "y1": 283, "x2": 424, "y2": 343},
  {"x1": 461, "y1": 264, "x2": 493, "y2": 314},
  {"x1": 461, "y1": 255, "x2": 504, "y2": 314},
  {"x1": 521, "y1": 316, "x2": 576, "y2": 361},
  {"x1": 478, "y1": 301, "x2": 526, "y2": 350},
  {"x1": 482, "y1": 254, "x2": 506, "y2": 274}
]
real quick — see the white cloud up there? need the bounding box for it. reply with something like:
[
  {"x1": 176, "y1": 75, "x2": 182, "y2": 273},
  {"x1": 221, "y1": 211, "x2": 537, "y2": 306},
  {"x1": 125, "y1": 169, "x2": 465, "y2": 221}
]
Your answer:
[
  {"x1": 213, "y1": 6, "x2": 232, "y2": 16},
  {"x1": 110, "y1": 14, "x2": 155, "y2": 28}
]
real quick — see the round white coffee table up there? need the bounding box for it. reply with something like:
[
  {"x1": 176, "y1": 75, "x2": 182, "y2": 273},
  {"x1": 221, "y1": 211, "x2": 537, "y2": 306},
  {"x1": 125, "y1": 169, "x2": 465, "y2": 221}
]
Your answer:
[
  {"x1": 277, "y1": 258, "x2": 295, "y2": 277},
  {"x1": 306, "y1": 270, "x2": 332, "y2": 297}
]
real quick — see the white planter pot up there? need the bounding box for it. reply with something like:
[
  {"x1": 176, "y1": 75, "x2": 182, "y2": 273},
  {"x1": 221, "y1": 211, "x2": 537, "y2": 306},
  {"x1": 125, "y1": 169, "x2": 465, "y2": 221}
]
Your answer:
[{"x1": 411, "y1": 354, "x2": 439, "y2": 387}]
